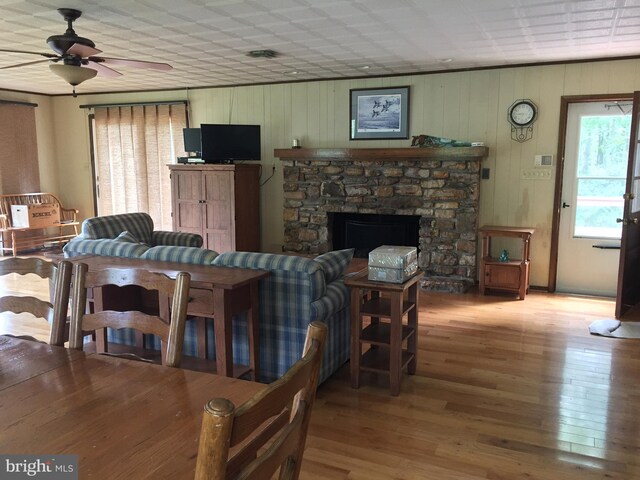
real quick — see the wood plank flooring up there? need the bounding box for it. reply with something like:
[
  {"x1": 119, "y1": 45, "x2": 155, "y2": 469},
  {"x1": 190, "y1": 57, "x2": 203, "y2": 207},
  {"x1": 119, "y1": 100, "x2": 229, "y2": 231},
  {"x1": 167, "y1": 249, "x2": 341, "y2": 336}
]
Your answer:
[{"x1": 1, "y1": 260, "x2": 638, "y2": 479}]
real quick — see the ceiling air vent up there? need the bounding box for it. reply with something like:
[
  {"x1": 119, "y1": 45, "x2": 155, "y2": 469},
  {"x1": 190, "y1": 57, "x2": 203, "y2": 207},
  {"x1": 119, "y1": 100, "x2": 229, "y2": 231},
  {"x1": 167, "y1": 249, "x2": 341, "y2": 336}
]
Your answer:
[{"x1": 246, "y1": 49, "x2": 279, "y2": 59}]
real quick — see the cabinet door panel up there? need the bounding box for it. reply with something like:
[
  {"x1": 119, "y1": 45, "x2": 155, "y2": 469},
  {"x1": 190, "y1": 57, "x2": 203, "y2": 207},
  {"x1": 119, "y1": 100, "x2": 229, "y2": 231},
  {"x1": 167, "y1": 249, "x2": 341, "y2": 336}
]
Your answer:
[
  {"x1": 176, "y1": 204, "x2": 202, "y2": 231},
  {"x1": 172, "y1": 171, "x2": 203, "y2": 231},
  {"x1": 203, "y1": 171, "x2": 234, "y2": 252},
  {"x1": 174, "y1": 171, "x2": 202, "y2": 200},
  {"x1": 486, "y1": 264, "x2": 521, "y2": 289}
]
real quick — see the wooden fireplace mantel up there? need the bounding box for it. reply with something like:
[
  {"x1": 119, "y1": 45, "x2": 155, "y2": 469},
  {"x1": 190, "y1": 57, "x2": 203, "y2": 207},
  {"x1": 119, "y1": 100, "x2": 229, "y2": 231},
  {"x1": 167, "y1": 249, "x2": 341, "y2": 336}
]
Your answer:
[{"x1": 274, "y1": 146, "x2": 488, "y2": 161}]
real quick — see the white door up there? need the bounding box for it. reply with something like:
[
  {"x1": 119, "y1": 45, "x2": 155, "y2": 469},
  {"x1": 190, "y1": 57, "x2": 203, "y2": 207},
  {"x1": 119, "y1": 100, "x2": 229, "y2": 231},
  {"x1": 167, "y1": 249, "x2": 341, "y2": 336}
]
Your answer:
[{"x1": 556, "y1": 102, "x2": 631, "y2": 296}]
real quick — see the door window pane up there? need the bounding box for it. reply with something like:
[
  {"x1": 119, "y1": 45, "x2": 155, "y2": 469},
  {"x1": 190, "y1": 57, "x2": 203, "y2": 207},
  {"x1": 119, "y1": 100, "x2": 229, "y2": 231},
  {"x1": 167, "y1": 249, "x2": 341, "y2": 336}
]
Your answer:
[
  {"x1": 575, "y1": 178, "x2": 625, "y2": 237},
  {"x1": 574, "y1": 115, "x2": 630, "y2": 239}
]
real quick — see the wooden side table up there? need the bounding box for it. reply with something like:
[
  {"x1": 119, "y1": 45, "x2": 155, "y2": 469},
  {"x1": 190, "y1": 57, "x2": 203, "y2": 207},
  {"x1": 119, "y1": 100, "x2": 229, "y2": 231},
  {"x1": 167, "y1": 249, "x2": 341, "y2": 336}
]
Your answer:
[
  {"x1": 345, "y1": 270, "x2": 420, "y2": 396},
  {"x1": 478, "y1": 225, "x2": 535, "y2": 300}
]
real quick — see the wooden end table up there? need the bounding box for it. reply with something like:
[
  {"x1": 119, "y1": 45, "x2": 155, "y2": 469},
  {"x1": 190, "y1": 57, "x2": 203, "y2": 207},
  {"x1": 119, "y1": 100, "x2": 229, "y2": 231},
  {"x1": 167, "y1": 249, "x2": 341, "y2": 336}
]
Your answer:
[
  {"x1": 345, "y1": 269, "x2": 421, "y2": 396},
  {"x1": 478, "y1": 225, "x2": 535, "y2": 300}
]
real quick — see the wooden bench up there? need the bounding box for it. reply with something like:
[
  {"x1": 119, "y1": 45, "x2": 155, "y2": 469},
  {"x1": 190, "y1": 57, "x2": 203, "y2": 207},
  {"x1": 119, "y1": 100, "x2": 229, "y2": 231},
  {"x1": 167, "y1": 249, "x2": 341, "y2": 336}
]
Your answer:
[{"x1": 0, "y1": 192, "x2": 79, "y2": 256}]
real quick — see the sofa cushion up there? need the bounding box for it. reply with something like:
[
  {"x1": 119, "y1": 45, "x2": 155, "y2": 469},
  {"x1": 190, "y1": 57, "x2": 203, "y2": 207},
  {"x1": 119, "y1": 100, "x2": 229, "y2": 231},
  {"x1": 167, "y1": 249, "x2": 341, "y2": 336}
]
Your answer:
[
  {"x1": 151, "y1": 230, "x2": 203, "y2": 248},
  {"x1": 314, "y1": 248, "x2": 355, "y2": 283},
  {"x1": 212, "y1": 252, "x2": 326, "y2": 301},
  {"x1": 141, "y1": 246, "x2": 218, "y2": 265}
]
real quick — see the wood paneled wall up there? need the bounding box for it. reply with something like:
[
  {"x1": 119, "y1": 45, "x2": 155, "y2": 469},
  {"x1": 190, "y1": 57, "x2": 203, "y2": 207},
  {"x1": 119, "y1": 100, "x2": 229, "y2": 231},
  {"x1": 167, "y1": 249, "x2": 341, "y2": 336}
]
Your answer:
[{"x1": 11, "y1": 58, "x2": 640, "y2": 287}]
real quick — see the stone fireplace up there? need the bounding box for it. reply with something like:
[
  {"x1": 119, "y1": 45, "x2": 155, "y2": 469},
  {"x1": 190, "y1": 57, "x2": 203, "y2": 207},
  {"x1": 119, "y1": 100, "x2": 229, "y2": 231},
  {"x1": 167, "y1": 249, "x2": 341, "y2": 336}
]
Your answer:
[{"x1": 274, "y1": 147, "x2": 488, "y2": 292}]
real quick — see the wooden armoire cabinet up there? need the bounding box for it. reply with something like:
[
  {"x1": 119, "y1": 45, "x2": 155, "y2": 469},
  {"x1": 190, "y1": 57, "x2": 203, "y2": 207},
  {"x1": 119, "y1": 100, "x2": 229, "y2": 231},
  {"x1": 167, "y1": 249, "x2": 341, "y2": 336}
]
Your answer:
[{"x1": 168, "y1": 164, "x2": 260, "y2": 253}]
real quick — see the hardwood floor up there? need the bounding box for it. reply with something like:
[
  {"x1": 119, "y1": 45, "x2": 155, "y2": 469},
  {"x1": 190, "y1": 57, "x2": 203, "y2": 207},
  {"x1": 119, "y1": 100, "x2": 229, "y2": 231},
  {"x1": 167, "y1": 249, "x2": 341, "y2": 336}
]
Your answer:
[
  {"x1": 2, "y1": 260, "x2": 638, "y2": 479},
  {"x1": 307, "y1": 292, "x2": 639, "y2": 480}
]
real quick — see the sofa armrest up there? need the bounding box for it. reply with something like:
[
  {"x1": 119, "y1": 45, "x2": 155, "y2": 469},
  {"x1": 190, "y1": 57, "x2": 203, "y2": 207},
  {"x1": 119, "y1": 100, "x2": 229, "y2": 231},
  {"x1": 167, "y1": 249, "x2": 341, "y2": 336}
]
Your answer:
[
  {"x1": 311, "y1": 281, "x2": 350, "y2": 321},
  {"x1": 63, "y1": 238, "x2": 149, "y2": 258},
  {"x1": 152, "y1": 230, "x2": 203, "y2": 248}
]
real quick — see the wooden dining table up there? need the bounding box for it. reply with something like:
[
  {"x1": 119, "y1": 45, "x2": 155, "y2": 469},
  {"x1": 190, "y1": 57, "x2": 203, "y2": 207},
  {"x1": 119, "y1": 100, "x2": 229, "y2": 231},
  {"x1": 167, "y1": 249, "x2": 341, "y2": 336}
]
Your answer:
[{"x1": 0, "y1": 335, "x2": 264, "y2": 479}]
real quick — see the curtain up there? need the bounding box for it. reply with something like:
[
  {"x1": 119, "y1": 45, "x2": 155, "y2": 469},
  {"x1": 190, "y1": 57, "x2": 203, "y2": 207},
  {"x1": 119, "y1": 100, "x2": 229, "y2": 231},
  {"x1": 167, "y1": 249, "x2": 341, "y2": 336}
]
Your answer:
[
  {"x1": 93, "y1": 104, "x2": 186, "y2": 231},
  {"x1": 0, "y1": 104, "x2": 39, "y2": 194}
]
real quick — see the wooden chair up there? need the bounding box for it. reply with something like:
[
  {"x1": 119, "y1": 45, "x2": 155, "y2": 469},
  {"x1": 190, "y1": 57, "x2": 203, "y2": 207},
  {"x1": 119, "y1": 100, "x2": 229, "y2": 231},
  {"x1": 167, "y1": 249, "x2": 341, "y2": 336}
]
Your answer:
[
  {"x1": 194, "y1": 321, "x2": 328, "y2": 480},
  {"x1": 0, "y1": 257, "x2": 72, "y2": 346},
  {"x1": 68, "y1": 263, "x2": 191, "y2": 367}
]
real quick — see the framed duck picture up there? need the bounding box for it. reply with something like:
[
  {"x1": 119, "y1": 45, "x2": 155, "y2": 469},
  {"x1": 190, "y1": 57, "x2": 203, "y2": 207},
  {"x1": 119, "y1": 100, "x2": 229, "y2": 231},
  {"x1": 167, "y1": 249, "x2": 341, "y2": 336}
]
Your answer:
[{"x1": 349, "y1": 86, "x2": 410, "y2": 140}]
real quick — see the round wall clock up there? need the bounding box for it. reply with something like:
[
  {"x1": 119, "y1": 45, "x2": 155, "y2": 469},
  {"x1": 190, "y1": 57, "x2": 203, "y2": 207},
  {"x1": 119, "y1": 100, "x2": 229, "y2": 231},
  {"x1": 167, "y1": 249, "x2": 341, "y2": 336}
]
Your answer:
[
  {"x1": 508, "y1": 99, "x2": 538, "y2": 142},
  {"x1": 508, "y1": 99, "x2": 537, "y2": 127}
]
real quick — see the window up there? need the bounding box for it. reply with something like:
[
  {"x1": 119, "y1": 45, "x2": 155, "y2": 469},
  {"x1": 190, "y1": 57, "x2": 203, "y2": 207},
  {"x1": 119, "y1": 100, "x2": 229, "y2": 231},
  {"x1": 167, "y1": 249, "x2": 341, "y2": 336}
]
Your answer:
[
  {"x1": 0, "y1": 102, "x2": 39, "y2": 193},
  {"x1": 92, "y1": 103, "x2": 186, "y2": 230}
]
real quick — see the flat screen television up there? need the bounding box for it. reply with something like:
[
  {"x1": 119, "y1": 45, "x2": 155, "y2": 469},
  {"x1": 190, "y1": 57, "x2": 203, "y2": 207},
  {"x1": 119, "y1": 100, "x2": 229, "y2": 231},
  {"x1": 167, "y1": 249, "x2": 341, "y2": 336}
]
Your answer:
[
  {"x1": 183, "y1": 128, "x2": 201, "y2": 155},
  {"x1": 200, "y1": 124, "x2": 261, "y2": 163}
]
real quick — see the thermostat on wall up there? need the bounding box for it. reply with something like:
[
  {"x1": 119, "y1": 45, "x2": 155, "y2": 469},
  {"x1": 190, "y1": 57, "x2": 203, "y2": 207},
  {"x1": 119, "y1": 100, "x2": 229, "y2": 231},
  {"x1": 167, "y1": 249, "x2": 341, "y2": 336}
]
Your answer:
[{"x1": 535, "y1": 154, "x2": 553, "y2": 166}]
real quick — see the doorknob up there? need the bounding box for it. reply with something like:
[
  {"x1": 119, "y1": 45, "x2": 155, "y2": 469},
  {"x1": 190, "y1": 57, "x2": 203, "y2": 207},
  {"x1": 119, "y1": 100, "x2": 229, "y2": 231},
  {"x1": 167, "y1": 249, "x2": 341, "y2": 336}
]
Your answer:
[
  {"x1": 562, "y1": 202, "x2": 571, "y2": 208},
  {"x1": 616, "y1": 217, "x2": 639, "y2": 225}
]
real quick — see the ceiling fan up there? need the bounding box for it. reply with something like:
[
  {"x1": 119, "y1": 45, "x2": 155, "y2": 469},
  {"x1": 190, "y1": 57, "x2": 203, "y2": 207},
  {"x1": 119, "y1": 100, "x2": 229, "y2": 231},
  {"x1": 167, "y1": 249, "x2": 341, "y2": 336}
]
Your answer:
[{"x1": 0, "y1": 8, "x2": 172, "y2": 95}]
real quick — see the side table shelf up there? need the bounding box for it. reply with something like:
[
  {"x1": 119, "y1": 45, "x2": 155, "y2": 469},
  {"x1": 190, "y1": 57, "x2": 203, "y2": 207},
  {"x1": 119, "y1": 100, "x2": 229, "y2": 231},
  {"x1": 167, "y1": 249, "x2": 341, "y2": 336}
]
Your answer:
[{"x1": 345, "y1": 270, "x2": 420, "y2": 396}]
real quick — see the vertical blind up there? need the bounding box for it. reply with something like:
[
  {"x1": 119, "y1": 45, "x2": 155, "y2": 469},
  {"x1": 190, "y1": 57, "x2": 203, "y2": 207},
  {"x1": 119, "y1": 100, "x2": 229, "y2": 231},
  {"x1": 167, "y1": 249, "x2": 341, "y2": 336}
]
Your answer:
[
  {"x1": 93, "y1": 104, "x2": 186, "y2": 230},
  {"x1": 0, "y1": 104, "x2": 39, "y2": 194}
]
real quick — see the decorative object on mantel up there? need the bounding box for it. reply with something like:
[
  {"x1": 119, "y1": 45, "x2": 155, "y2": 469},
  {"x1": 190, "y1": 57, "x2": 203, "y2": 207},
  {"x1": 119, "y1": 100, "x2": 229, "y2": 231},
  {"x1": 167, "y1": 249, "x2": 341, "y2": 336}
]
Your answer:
[
  {"x1": 411, "y1": 134, "x2": 474, "y2": 148},
  {"x1": 508, "y1": 99, "x2": 538, "y2": 143},
  {"x1": 349, "y1": 86, "x2": 410, "y2": 140},
  {"x1": 292, "y1": 138, "x2": 301, "y2": 148},
  {"x1": 499, "y1": 249, "x2": 509, "y2": 262}
]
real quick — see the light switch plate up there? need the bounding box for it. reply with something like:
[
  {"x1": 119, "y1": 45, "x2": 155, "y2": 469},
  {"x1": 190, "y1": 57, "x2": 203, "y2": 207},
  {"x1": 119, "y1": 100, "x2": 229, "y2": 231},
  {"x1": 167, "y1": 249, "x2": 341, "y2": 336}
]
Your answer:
[{"x1": 522, "y1": 169, "x2": 552, "y2": 179}]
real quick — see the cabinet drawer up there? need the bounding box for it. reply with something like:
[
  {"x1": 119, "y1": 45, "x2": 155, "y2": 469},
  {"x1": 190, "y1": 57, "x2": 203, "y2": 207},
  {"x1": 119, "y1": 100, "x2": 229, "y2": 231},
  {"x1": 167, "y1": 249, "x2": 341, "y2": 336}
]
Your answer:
[
  {"x1": 187, "y1": 288, "x2": 213, "y2": 315},
  {"x1": 485, "y1": 263, "x2": 521, "y2": 289}
]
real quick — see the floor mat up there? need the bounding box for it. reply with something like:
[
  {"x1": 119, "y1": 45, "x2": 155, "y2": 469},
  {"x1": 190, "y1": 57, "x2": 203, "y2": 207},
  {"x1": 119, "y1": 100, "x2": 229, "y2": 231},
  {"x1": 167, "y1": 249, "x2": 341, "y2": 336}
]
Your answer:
[{"x1": 589, "y1": 319, "x2": 640, "y2": 338}]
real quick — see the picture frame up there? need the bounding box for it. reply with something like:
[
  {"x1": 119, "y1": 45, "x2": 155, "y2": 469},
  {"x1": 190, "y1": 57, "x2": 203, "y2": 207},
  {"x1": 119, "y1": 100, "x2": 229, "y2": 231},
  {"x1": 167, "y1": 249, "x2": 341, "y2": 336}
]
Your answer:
[{"x1": 349, "y1": 86, "x2": 410, "y2": 140}]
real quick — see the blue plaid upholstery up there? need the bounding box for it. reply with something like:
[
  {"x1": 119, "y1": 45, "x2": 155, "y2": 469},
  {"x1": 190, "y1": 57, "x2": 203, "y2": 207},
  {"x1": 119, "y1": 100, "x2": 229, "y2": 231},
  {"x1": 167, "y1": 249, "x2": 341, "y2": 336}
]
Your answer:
[
  {"x1": 141, "y1": 246, "x2": 218, "y2": 264},
  {"x1": 211, "y1": 251, "x2": 351, "y2": 383},
  {"x1": 64, "y1": 212, "x2": 203, "y2": 257}
]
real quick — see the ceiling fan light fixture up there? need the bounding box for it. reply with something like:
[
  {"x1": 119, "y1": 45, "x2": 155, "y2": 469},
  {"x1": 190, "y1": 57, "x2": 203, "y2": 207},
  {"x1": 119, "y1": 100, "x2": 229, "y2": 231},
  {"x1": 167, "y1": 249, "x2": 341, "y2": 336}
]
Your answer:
[{"x1": 49, "y1": 63, "x2": 96, "y2": 86}]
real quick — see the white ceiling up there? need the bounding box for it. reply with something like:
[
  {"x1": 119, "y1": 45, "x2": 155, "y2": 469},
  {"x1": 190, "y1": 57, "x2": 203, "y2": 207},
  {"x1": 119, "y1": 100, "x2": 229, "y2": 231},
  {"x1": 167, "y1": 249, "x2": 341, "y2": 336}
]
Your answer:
[{"x1": 0, "y1": 0, "x2": 639, "y2": 96}]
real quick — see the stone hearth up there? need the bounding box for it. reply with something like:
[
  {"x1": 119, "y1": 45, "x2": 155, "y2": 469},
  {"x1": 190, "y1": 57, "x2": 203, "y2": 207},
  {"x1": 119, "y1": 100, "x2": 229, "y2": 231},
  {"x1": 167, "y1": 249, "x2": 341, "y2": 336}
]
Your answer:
[{"x1": 274, "y1": 147, "x2": 489, "y2": 293}]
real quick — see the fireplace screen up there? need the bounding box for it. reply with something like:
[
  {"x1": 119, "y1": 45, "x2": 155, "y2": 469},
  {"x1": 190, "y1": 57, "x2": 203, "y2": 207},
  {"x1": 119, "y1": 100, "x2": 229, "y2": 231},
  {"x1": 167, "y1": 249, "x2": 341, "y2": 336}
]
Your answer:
[{"x1": 331, "y1": 213, "x2": 420, "y2": 258}]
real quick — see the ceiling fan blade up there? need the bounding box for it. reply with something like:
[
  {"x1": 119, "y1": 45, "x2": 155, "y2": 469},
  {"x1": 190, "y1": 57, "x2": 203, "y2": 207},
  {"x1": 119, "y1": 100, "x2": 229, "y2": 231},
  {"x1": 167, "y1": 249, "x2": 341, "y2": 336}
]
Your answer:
[
  {"x1": 67, "y1": 43, "x2": 102, "y2": 58},
  {"x1": 0, "y1": 48, "x2": 58, "y2": 58},
  {"x1": 0, "y1": 59, "x2": 52, "y2": 70},
  {"x1": 85, "y1": 60, "x2": 122, "y2": 78},
  {"x1": 93, "y1": 56, "x2": 172, "y2": 71}
]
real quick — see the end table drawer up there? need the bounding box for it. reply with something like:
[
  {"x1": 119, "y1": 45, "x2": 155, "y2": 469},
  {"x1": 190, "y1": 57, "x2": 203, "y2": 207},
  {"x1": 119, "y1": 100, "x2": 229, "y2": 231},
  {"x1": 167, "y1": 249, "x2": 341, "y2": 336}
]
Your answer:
[{"x1": 188, "y1": 288, "x2": 213, "y2": 315}]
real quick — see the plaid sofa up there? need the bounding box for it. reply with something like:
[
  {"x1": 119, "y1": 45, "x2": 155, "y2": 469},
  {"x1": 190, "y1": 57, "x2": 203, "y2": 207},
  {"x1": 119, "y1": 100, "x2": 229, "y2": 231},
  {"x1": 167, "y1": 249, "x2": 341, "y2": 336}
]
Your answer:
[
  {"x1": 62, "y1": 212, "x2": 203, "y2": 258},
  {"x1": 65, "y1": 216, "x2": 352, "y2": 384},
  {"x1": 210, "y1": 250, "x2": 354, "y2": 384}
]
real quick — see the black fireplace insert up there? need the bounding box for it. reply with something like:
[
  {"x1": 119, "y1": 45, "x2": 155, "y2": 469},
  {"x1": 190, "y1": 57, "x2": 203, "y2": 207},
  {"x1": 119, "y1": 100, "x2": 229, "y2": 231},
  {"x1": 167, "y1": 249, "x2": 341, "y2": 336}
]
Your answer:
[{"x1": 330, "y1": 212, "x2": 420, "y2": 258}]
